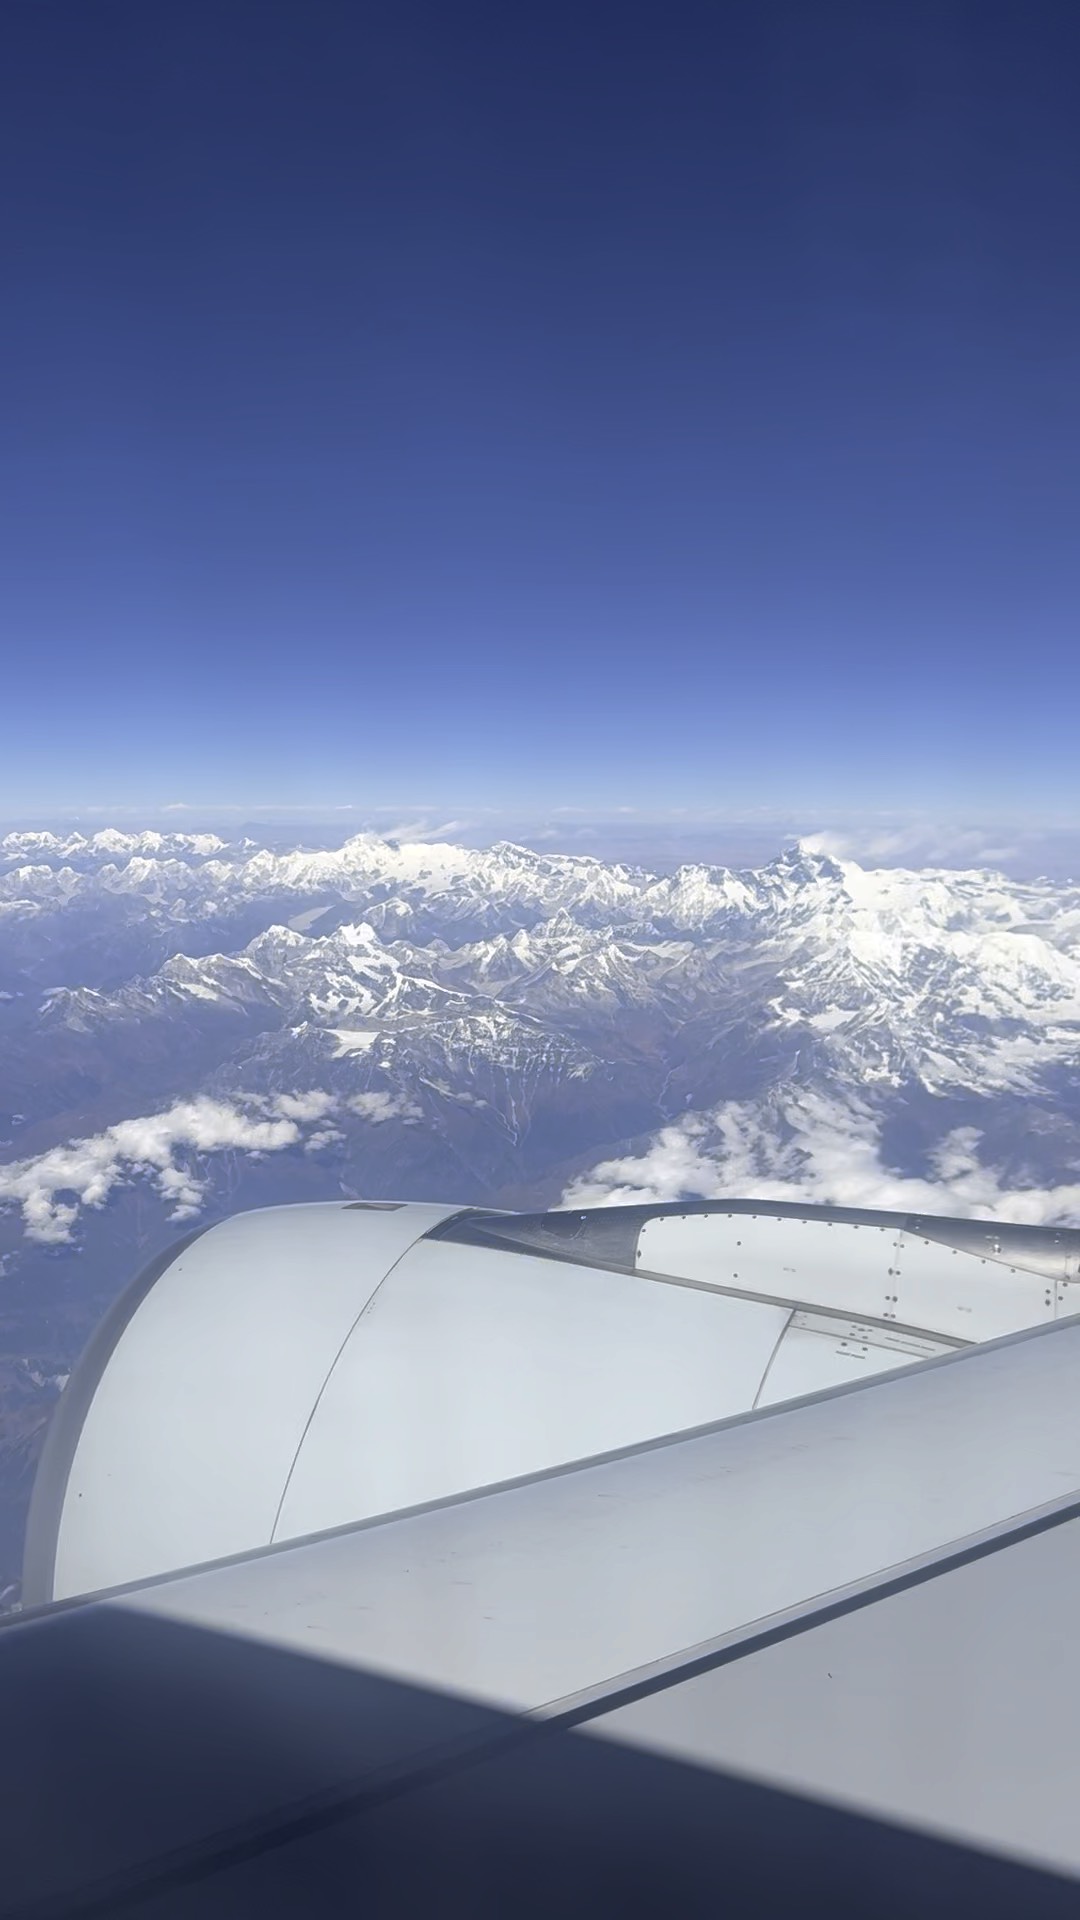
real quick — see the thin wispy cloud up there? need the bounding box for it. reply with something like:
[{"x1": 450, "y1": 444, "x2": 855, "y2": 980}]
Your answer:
[{"x1": 802, "y1": 826, "x2": 1023, "y2": 869}]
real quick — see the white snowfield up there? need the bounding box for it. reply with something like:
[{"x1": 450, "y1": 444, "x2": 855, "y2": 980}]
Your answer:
[{"x1": 4, "y1": 831, "x2": 1080, "y2": 1247}]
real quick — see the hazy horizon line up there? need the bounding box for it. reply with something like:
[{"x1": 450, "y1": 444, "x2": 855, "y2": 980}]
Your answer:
[{"x1": 2, "y1": 808, "x2": 1080, "y2": 883}]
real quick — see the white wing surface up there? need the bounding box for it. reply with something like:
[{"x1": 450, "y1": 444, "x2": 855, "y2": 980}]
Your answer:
[{"x1": 4, "y1": 1198, "x2": 1080, "y2": 1916}]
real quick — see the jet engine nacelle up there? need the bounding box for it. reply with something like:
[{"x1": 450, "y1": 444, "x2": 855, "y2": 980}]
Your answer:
[{"x1": 24, "y1": 1197, "x2": 1080, "y2": 1604}]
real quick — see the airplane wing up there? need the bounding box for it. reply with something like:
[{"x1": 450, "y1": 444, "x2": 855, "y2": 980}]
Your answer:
[{"x1": 4, "y1": 1199, "x2": 1080, "y2": 1916}]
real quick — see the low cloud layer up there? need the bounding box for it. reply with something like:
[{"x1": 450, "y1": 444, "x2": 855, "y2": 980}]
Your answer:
[
  {"x1": 347, "y1": 1090, "x2": 422, "y2": 1123},
  {"x1": 0, "y1": 1088, "x2": 413, "y2": 1243},
  {"x1": 802, "y1": 825, "x2": 1023, "y2": 870},
  {"x1": 801, "y1": 821, "x2": 1080, "y2": 881},
  {"x1": 562, "y1": 1089, "x2": 1080, "y2": 1226}
]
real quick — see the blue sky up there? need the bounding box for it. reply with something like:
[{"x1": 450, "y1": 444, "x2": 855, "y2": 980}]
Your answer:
[{"x1": 2, "y1": 0, "x2": 1078, "y2": 823}]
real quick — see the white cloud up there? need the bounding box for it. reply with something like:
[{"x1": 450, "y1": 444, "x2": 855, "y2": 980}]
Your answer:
[
  {"x1": 347, "y1": 1090, "x2": 422, "y2": 1124},
  {"x1": 270, "y1": 1090, "x2": 338, "y2": 1123},
  {"x1": 561, "y1": 1090, "x2": 1080, "y2": 1226},
  {"x1": 0, "y1": 1087, "x2": 395, "y2": 1243},
  {"x1": 561, "y1": 1120, "x2": 719, "y2": 1207},
  {"x1": 801, "y1": 825, "x2": 1023, "y2": 869},
  {"x1": 0, "y1": 1096, "x2": 310, "y2": 1243},
  {"x1": 305, "y1": 1127, "x2": 345, "y2": 1153},
  {"x1": 375, "y1": 819, "x2": 472, "y2": 845}
]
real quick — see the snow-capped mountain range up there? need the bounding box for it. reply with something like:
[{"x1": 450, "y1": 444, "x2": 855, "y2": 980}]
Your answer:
[
  {"x1": 1, "y1": 823, "x2": 1079, "y2": 1604},
  {"x1": 3, "y1": 827, "x2": 1080, "y2": 1243}
]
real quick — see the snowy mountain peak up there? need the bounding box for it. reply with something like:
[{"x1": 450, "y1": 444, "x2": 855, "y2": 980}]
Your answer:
[
  {"x1": 3, "y1": 823, "x2": 1080, "y2": 1273},
  {"x1": 769, "y1": 842, "x2": 849, "y2": 887},
  {"x1": 334, "y1": 921, "x2": 382, "y2": 949}
]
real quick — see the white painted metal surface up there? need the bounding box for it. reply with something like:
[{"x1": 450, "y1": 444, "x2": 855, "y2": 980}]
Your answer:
[
  {"x1": 892, "y1": 1228, "x2": 1054, "y2": 1342},
  {"x1": 25, "y1": 1203, "x2": 1080, "y2": 1907},
  {"x1": 636, "y1": 1210, "x2": 1059, "y2": 1340},
  {"x1": 274, "y1": 1237, "x2": 791, "y2": 1540},
  {"x1": 53, "y1": 1202, "x2": 459, "y2": 1599},
  {"x1": 53, "y1": 1202, "x2": 970, "y2": 1602},
  {"x1": 123, "y1": 1319, "x2": 1080, "y2": 1718},
  {"x1": 755, "y1": 1311, "x2": 950, "y2": 1408},
  {"x1": 638, "y1": 1212, "x2": 901, "y2": 1316},
  {"x1": 590, "y1": 1513, "x2": 1080, "y2": 1878}
]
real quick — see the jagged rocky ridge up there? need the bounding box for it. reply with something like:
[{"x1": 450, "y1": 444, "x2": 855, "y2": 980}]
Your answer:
[
  {"x1": 2, "y1": 826, "x2": 1080, "y2": 1604},
  {"x1": 1, "y1": 829, "x2": 1078, "y2": 1230}
]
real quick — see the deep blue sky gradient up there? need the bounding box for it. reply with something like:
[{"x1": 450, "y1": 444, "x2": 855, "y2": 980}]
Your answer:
[{"x1": 2, "y1": 0, "x2": 1079, "y2": 817}]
